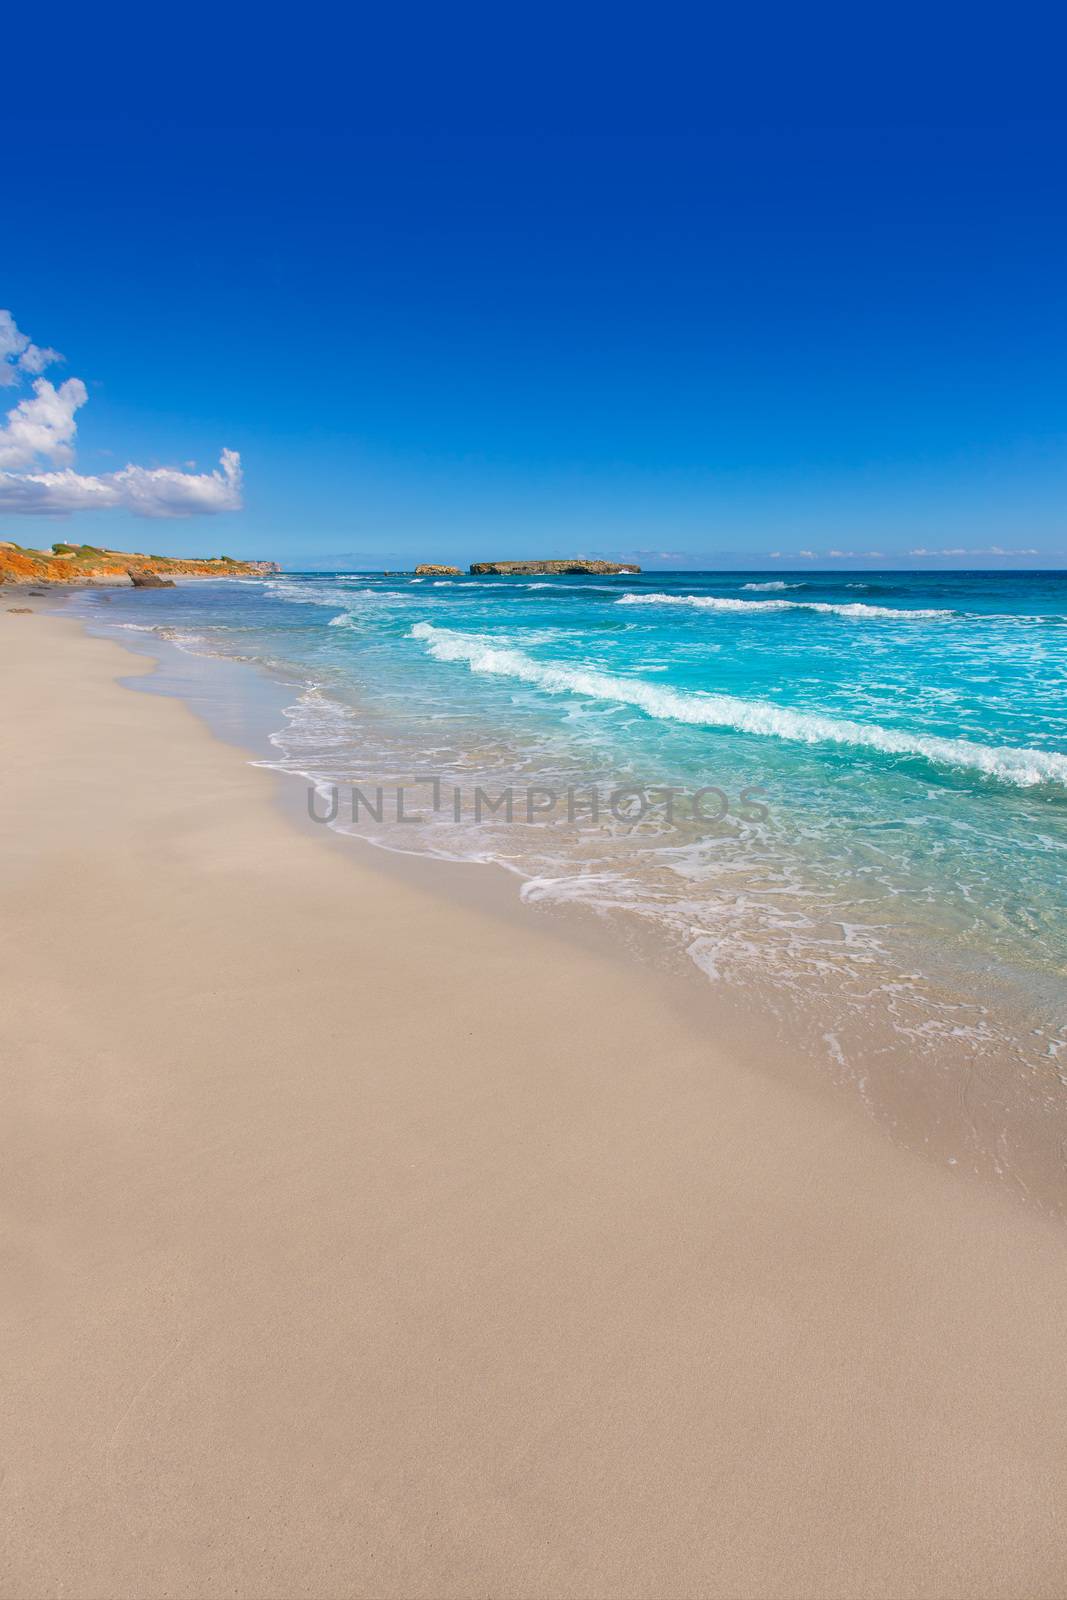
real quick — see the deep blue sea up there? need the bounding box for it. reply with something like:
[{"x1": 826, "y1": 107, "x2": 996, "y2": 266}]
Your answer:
[{"x1": 75, "y1": 569, "x2": 1067, "y2": 1101}]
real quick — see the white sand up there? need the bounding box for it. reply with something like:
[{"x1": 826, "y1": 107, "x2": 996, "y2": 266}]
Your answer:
[{"x1": 3, "y1": 611, "x2": 1067, "y2": 1599}]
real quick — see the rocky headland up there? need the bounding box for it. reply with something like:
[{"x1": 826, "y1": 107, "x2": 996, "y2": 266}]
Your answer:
[{"x1": 0, "y1": 541, "x2": 280, "y2": 586}]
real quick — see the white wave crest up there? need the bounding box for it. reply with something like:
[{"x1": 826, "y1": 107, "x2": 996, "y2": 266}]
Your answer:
[
  {"x1": 327, "y1": 593, "x2": 405, "y2": 626},
  {"x1": 617, "y1": 593, "x2": 950, "y2": 619},
  {"x1": 740, "y1": 580, "x2": 802, "y2": 591},
  {"x1": 265, "y1": 579, "x2": 405, "y2": 609},
  {"x1": 409, "y1": 623, "x2": 1067, "y2": 788}
]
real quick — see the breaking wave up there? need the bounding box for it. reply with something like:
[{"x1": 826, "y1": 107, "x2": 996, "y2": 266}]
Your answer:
[
  {"x1": 617, "y1": 593, "x2": 951, "y2": 619},
  {"x1": 409, "y1": 623, "x2": 1067, "y2": 788}
]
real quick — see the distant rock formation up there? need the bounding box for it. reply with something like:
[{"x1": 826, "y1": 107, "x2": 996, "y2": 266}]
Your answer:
[
  {"x1": 127, "y1": 567, "x2": 176, "y2": 588},
  {"x1": 415, "y1": 564, "x2": 462, "y2": 577},
  {"x1": 469, "y1": 559, "x2": 640, "y2": 576}
]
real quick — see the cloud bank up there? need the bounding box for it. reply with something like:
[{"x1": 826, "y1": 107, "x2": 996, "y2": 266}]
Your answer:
[
  {"x1": 908, "y1": 546, "x2": 1039, "y2": 558},
  {"x1": 0, "y1": 310, "x2": 243, "y2": 518},
  {"x1": 768, "y1": 546, "x2": 1046, "y2": 562},
  {"x1": 0, "y1": 449, "x2": 244, "y2": 518}
]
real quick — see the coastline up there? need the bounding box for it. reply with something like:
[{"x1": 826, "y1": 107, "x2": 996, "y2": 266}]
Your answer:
[
  {"x1": 55, "y1": 582, "x2": 1067, "y2": 1218},
  {"x1": 4, "y1": 608, "x2": 1067, "y2": 1598}
]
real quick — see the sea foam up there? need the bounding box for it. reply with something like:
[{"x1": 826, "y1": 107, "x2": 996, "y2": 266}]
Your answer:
[
  {"x1": 617, "y1": 593, "x2": 950, "y2": 619},
  {"x1": 409, "y1": 622, "x2": 1067, "y2": 788}
]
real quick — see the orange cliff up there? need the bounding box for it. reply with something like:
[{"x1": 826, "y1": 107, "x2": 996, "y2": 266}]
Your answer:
[{"x1": 0, "y1": 541, "x2": 280, "y2": 585}]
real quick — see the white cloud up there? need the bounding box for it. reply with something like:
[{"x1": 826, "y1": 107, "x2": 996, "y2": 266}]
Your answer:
[
  {"x1": 764, "y1": 545, "x2": 1047, "y2": 563},
  {"x1": 813, "y1": 549, "x2": 887, "y2": 560},
  {"x1": 0, "y1": 449, "x2": 243, "y2": 518},
  {"x1": 0, "y1": 377, "x2": 87, "y2": 469},
  {"x1": 0, "y1": 310, "x2": 63, "y2": 387},
  {"x1": 18, "y1": 342, "x2": 63, "y2": 375},
  {"x1": 907, "y1": 545, "x2": 1041, "y2": 558},
  {"x1": 0, "y1": 308, "x2": 242, "y2": 518}
]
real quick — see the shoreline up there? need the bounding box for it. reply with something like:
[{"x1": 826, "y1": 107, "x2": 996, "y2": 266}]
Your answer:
[
  {"x1": 5, "y1": 608, "x2": 1067, "y2": 1597},
  {"x1": 53, "y1": 588, "x2": 1067, "y2": 1219}
]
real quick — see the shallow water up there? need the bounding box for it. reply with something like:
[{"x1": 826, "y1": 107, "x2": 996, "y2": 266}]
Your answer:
[{"x1": 70, "y1": 568, "x2": 1067, "y2": 1194}]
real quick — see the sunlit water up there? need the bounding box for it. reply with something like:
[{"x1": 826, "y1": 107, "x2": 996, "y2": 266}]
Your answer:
[{"x1": 72, "y1": 569, "x2": 1067, "y2": 1179}]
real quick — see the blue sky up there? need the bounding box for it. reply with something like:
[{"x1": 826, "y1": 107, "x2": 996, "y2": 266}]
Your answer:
[{"x1": 3, "y1": 4, "x2": 1066, "y2": 569}]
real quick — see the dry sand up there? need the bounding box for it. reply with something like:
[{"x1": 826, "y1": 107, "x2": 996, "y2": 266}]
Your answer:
[{"x1": 2, "y1": 611, "x2": 1067, "y2": 1600}]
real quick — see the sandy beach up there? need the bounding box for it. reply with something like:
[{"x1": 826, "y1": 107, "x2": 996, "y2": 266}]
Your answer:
[{"x1": 3, "y1": 607, "x2": 1067, "y2": 1600}]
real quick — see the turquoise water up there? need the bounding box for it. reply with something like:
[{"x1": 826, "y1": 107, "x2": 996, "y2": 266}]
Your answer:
[{"x1": 77, "y1": 570, "x2": 1067, "y2": 1079}]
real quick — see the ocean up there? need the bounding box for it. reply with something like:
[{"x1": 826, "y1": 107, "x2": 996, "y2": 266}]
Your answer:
[{"x1": 72, "y1": 567, "x2": 1067, "y2": 1180}]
